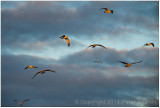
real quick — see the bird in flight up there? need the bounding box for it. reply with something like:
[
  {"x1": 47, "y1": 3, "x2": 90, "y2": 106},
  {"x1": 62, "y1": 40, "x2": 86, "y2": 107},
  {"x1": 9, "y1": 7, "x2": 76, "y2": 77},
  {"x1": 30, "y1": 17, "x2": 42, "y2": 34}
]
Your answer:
[
  {"x1": 101, "y1": 8, "x2": 113, "y2": 14},
  {"x1": 32, "y1": 69, "x2": 56, "y2": 79},
  {"x1": 118, "y1": 60, "x2": 143, "y2": 67},
  {"x1": 14, "y1": 99, "x2": 29, "y2": 106},
  {"x1": 86, "y1": 44, "x2": 107, "y2": 49},
  {"x1": 60, "y1": 35, "x2": 70, "y2": 47},
  {"x1": 24, "y1": 65, "x2": 38, "y2": 70},
  {"x1": 143, "y1": 43, "x2": 154, "y2": 47},
  {"x1": 94, "y1": 61, "x2": 102, "y2": 63}
]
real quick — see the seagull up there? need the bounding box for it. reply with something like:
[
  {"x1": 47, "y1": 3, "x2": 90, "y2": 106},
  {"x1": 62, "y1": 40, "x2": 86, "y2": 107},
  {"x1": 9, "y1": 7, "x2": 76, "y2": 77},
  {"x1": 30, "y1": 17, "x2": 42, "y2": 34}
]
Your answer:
[
  {"x1": 101, "y1": 8, "x2": 113, "y2": 14},
  {"x1": 60, "y1": 35, "x2": 70, "y2": 47},
  {"x1": 32, "y1": 69, "x2": 56, "y2": 79},
  {"x1": 94, "y1": 61, "x2": 102, "y2": 63},
  {"x1": 143, "y1": 43, "x2": 154, "y2": 47},
  {"x1": 118, "y1": 60, "x2": 143, "y2": 67},
  {"x1": 14, "y1": 99, "x2": 29, "y2": 106},
  {"x1": 24, "y1": 66, "x2": 38, "y2": 70},
  {"x1": 87, "y1": 44, "x2": 107, "y2": 49}
]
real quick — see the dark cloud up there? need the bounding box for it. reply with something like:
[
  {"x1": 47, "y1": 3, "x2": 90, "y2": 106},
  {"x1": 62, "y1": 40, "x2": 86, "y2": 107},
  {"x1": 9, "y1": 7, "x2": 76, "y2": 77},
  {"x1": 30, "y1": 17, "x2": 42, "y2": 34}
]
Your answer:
[
  {"x1": 2, "y1": 46, "x2": 158, "y2": 107},
  {"x1": 60, "y1": 47, "x2": 159, "y2": 67},
  {"x1": 2, "y1": 1, "x2": 158, "y2": 47},
  {"x1": 1, "y1": 1, "x2": 159, "y2": 107}
]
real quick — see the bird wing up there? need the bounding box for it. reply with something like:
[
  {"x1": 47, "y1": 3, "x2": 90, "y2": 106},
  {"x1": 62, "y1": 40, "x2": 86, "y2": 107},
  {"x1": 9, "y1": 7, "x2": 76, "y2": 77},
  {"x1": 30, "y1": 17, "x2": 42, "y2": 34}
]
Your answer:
[
  {"x1": 117, "y1": 61, "x2": 128, "y2": 64},
  {"x1": 32, "y1": 72, "x2": 40, "y2": 79},
  {"x1": 65, "y1": 38, "x2": 70, "y2": 47},
  {"x1": 150, "y1": 43, "x2": 154, "y2": 47},
  {"x1": 44, "y1": 69, "x2": 56, "y2": 73},
  {"x1": 84, "y1": 45, "x2": 93, "y2": 51},
  {"x1": 88, "y1": 45, "x2": 93, "y2": 48},
  {"x1": 132, "y1": 60, "x2": 143, "y2": 64},
  {"x1": 97, "y1": 44, "x2": 107, "y2": 49},
  {"x1": 14, "y1": 100, "x2": 20, "y2": 104},
  {"x1": 24, "y1": 66, "x2": 28, "y2": 70},
  {"x1": 60, "y1": 35, "x2": 65, "y2": 39},
  {"x1": 33, "y1": 66, "x2": 38, "y2": 68},
  {"x1": 101, "y1": 8, "x2": 108, "y2": 11},
  {"x1": 100, "y1": 45, "x2": 107, "y2": 49},
  {"x1": 22, "y1": 99, "x2": 29, "y2": 104}
]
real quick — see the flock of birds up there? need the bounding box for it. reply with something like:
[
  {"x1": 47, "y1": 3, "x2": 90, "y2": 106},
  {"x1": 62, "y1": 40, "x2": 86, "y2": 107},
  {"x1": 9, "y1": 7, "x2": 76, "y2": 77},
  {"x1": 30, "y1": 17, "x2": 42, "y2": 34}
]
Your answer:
[{"x1": 13, "y1": 8, "x2": 155, "y2": 106}]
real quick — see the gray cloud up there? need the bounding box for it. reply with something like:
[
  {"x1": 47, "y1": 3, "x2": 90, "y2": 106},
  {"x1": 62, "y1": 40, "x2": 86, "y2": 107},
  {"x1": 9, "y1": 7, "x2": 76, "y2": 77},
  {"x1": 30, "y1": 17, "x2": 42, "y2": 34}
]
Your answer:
[
  {"x1": 2, "y1": 46, "x2": 158, "y2": 107},
  {"x1": 2, "y1": 1, "x2": 158, "y2": 46},
  {"x1": 1, "y1": 1, "x2": 159, "y2": 107}
]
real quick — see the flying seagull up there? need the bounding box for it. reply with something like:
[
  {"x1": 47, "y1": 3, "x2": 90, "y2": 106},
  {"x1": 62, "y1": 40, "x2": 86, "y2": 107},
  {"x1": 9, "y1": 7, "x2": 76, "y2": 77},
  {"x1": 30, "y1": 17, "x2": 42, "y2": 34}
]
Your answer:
[
  {"x1": 101, "y1": 8, "x2": 113, "y2": 14},
  {"x1": 118, "y1": 60, "x2": 142, "y2": 67},
  {"x1": 24, "y1": 65, "x2": 38, "y2": 70},
  {"x1": 60, "y1": 35, "x2": 70, "y2": 47},
  {"x1": 143, "y1": 43, "x2": 154, "y2": 47},
  {"x1": 87, "y1": 44, "x2": 107, "y2": 49},
  {"x1": 32, "y1": 69, "x2": 56, "y2": 79},
  {"x1": 94, "y1": 61, "x2": 102, "y2": 63},
  {"x1": 14, "y1": 99, "x2": 29, "y2": 106}
]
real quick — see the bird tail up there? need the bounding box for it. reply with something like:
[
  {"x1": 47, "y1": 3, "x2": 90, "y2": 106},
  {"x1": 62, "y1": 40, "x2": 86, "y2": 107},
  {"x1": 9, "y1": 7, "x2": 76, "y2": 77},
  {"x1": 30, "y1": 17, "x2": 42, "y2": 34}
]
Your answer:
[{"x1": 111, "y1": 10, "x2": 113, "y2": 14}]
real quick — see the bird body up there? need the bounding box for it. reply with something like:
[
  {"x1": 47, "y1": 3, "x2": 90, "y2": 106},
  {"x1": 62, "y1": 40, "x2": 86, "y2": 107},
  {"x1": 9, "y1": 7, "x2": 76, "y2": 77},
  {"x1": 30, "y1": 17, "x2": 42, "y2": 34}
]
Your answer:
[
  {"x1": 125, "y1": 63, "x2": 132, "y2": 67},
  {"x1": 24, "y1": 65, "x2": 38, "y2": 70},
  {"x1": 144, "y1": 43, "x2": 154, "y2": 47},
  {"x1": 94, "y1": 61, "x2": 102, "y2": 63},
  {"x1": 101, "y1": 8, "x2": 113, "y2": 14},
  {"x1": 14, "y1": 99, "x2": 29, "y2": 106},
  {"x1": 60, "y1": 35, "x2": 70, "y2": 47},
  {"x1": 87, "y1": 44, "x2": 107, "y2": 49},
  {"x1": 118, "y1": 60, "x2": 142, "y2": 67},
  {"x1": 32, "y1": 69, "x2": 56, "y2": 79}
]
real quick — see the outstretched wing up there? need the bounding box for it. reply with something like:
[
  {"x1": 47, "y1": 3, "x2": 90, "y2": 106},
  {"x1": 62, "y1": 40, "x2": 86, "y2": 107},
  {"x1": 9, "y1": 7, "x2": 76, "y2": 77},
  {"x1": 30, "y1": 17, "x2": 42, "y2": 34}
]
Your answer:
[
  {"x1": 96, "y1": 44, "x2": 107, "y2": 49},
  {"x1": 117, "y1": 61, "x2": 128, "y2": 64},
  {"x1": 44, "y1": 69, "x2": 56, "y2": 73},
  {"x1": 132, "y1": 60, "x2": 143, "y2": 64},
  {"x1": 101, "y1": 8, "x2": 108, "y2": 11},
  {"x1": 60, "y1": 35, "x2": 65, "y2": 39},
  {"x1": 65, "y1": 38, "x2": 70, "y2": 47},
  {"x1": 24, "y1": 66, "x2": 29, "y2": 70},
  {"x1": 84, "y1": 45, "x2": 92, "y2": 51},
  {"x1": 100, "y1": 45, "x2": 107, "y2": 49},
  {"x1": 22, "y1": 99, "x2": 29, "y2": 104},
  {"x1": 32, "y1": 72, "x2": 40, "y2": 79},
  {"x1": 14, "y1": 100, "x2": 20, "y2": 104},
  {"x1": 150, "y1": 43, "x2": 154, "y2": 47}
]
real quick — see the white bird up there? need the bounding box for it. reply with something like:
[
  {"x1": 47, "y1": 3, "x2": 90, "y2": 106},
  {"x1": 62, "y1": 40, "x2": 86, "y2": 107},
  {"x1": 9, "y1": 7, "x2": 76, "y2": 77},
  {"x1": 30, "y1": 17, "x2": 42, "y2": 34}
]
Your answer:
[
  {"x1": 118, "y1": 60, "x2": 143, "y2": 67},
  {"x1": 94, "y1": 61, "x2": 102, "y2": 63},
  {"x1": 24, "y1": 65, "x2": 38, "y2": 70},
  {"x1": 101, "y1": 8, "x2": 113, "y2": 14},
  {"x1": 60, "y1": 35, "x2": 70, "y2": 47},
  {"x1": 14, "y1": 99, "x2": 29, "y2": 106},
  {"x1": 32, "y1": 69, "x2": 56, "y2": 79},
  {"x1": 86, "y1": 44, "x2": 107, "y2": 49},
  {"x1": 143, "y1": 43, "x2": 154, "y2": 47}
]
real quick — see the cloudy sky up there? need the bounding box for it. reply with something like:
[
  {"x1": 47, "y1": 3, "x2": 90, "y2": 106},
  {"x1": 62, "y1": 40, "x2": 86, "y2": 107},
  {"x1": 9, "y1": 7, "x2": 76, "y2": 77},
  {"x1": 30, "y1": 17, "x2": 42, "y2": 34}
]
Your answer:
[{"x1": 1, "y1": 1, "x2": 159, "y2": 107}]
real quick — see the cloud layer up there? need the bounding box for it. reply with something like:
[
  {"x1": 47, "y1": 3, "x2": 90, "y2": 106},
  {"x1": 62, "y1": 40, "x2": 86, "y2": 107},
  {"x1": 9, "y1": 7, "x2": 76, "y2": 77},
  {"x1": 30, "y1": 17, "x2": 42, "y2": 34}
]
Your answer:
[
  {"x1": 2, "y1": 47, "x2": 159, "y2": 107},
  {"x1": 1, "y1": 1, "x2": 159, "y2": 107}
]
